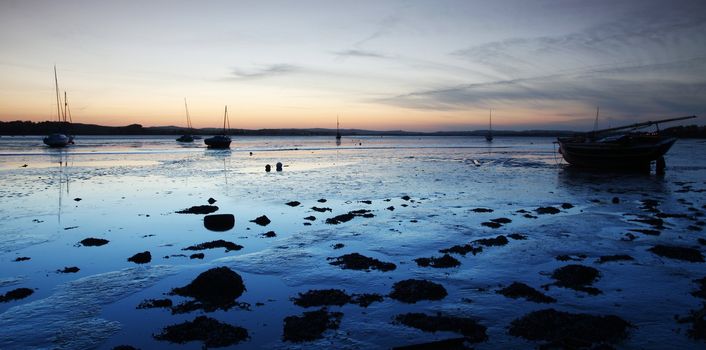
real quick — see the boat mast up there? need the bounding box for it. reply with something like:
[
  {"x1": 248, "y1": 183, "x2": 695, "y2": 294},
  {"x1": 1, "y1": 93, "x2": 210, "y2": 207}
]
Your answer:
[
  {"x1": 593, "y1": 106, "x2": 599, "y2": 131},
  {"x1": 184, "y1": 98, "x2": 192, "y2": 130},
  {"x1": 587, "y1": 115, "x2": 697, "y2": 136},
  {"x1": 64, "y1": 91, "x2": 68, "y2": 123},
  {"x1": 54, "y1": 66, "x2": 63, "y2": 123}
]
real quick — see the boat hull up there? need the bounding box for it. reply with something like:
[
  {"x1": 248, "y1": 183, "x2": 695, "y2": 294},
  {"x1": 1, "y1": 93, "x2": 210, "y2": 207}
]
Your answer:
[
  {"x1": 557, "y1": 136, "x2": 677, "y2": 169},
  {"x1": 43, "y1": 133, "x2": 70, "y2": 148},
  {"x1": 204, "y1": 135, "x2": 231, "y2": 149},
  {"x1": 176, "y1": 135, "x2": 194, "y2": 142}
]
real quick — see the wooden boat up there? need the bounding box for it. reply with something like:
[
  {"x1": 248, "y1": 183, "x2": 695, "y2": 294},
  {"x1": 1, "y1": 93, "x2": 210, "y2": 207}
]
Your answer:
[
  {"x1": 204, "y1": 105, "x2": 232, "y2": 149},
  {"x1": 485, "y1": 109, "x2": 493, "y2": 142},
  {"x1": 557, "y1": 116, "x2": 696, "y2": 169},
  {"x1": 176, "y1": 98, "x2": 195, "y2": 142},
  {"x1": 43, "y1": 66, "x2": 74, "y2": 147}
]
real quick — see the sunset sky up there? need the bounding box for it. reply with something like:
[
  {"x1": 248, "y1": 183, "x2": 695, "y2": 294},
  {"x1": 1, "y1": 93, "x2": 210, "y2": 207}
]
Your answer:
[{"x1": 1, "y1": 0, "x2": 705, "y2": 131}]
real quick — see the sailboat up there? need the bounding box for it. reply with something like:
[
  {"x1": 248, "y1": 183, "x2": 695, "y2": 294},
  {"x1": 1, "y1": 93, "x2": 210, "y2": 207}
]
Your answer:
[
  {"x1": 43, "y1": 66, "x2": 74, "y2": 147},
  {"x1": 485, "y1": 109, "x2": 493, "y2": 142},
  {"x1": 204, "y1": 105, "x2": 232, "y2": 149},
  {"x1": 336, "y1": 115, "x2": 342, "y2": 140},
  {"x1": 176, "y1": 98, "x2": 195, "y2": 142}
]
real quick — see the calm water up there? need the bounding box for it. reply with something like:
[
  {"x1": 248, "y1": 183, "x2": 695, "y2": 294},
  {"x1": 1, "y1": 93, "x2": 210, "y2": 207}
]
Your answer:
[{"x1": 0, "y1": 135, "x2": 705, "y2": 349}]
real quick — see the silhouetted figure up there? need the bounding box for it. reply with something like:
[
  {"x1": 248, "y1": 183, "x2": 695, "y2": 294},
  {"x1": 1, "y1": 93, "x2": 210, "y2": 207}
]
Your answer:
[
  {"x1": 249, "y1": 152, "x2": 253, "y2": 156},
  {"x1": 276, "y1": 162, "x2": 283, "y2": 171},
  {"x1": 265, "y1": 164, "x2": 271, "y2": 172}
]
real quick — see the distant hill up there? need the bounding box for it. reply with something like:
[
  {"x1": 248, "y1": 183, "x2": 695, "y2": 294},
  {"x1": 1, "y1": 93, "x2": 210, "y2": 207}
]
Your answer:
[{"x1": 0, "y1": 120, "x2": 703, "y2": 138}]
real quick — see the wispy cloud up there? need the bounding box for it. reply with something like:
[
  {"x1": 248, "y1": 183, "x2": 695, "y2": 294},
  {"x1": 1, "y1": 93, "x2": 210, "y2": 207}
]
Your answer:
[
  {"x1": 332, "y1": 49, "x2": 389, "y2": 60},
  {"x1": 228, "y1": 64, "x2": 299, "y2": 80}
]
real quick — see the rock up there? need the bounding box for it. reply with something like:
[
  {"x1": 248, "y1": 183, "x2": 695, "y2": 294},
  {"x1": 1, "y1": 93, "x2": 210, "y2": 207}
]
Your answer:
[
  {"x1": 286, "y1": 201, "x2": 301, "y2": 207},
  {"x1": 359, "y1": 200, "x2": 372, "y2": 204},
  {"x1": 440, "y1": 244, "x2": 483, "y2": 256},
  {"x1": 13, "y1": 257, "x2": 30, "y2": 262},
  {"x1": 203, "y1": 214, "x2": 235, "y2": 231},
  {"x1": 630, "y1": 217, "x2": 665, "y2": 228},
  {"x1": 265, "y1": 164, "x2": 271, "y2": 172},
  {"x1": 612, "y1": 197, "x2": 620, "y2": 204},
  {"x1": 414, "y1": 254, "x2": 461, "y2": 268},
  {"x1": 550, "y1": 264, "x2": 601, "y2": 295},
  {"x1": 171, "y1": 267, "x2": 246, "y2": 312},
  {"x1": 78, "y1": 237, "x2": 109, "y2": 247},
  {"x1": 57, "y1": 266, "x2": 80, "y2": 273},
  {"x1": 311, "y1": 206, "x2": 332, "y2": 212},
  {"x1": 561, "y1": 203, "x2": 574, "y2": 209},
  {"x1": 555, "y1": 254, "x2": 584, "y2": 262},
  {"x1": 176, "y1": 205, "x2": 219, "y2": 214},
  {"x1": 154, "y1": 316, "x2": 248, "y2": 347},
  {"x1": 261, "y1": 231, "x2": 276, "y2": 238},
  {"x1": 190, "y1": 253, "x2": 205, "y2": 259},
  {"x1": 332, "y1": 243, "x2": 344, "y2": 249},
  {"x1": 207, "y1": 197, "x2": 217, "y2": 204},
  {"x1": 596, "y1": 255, "x2": 634, "y2": 264},
  {"x1": 481, "y1": 221, "x2": 502, "y2": 229},
  {"x1": 677, "y1": 305, "x2": 706, "y2": 340},
  {"x1": 73, "y1": 197, "x2": 82, "y2": 202},
  {"x1": 394, "y1": 313, "x2": 487, "y2": 342},
  {"x1": 389, "y1": 279, "x2": 447, "y2": 303},
  {"x1": 471, "y1": 208, "x2": 494, "y2": 213},
  {"x1": 128, "y1": 251, "x2": 151, "y2": 264},
  {"x1": 386, "y1": 206, "x2": 395, "y2": 211},
  {"x1": 401, "y1": 195, "x2": 411, "y2": 201},
  {"x1": 183, "y1": 240, "x2": 243, "y2": 252},
  {"x1": 283, "y1": 308, "x2": 343, "y2": 342},
  {"x1": 536, "y1": 206, "x2": 560, "y2": 215},
  {"x1": 350, "y1": 293, "x2": 384, "y2": 307},
  {"x1": 292, "y1": 289, "x2": 351, "y2": 307},
  {"x1": 509, "y1": 309, "x2": 630, "y2": 348},
  {"x1": 0, "y1": 287, "x2": 34, "y2": 302},
  {"x1": 304, "y1": 216, "x2": 316, "y2": 221},
  {"x1": 497, "y1": 282, "x2": 556, "y2": 303},
  {"x1": 491, "y1": 217, "x2": 512, "y2": 224},
  {"x1": 317, "y1": 198, "x2": 327, "y2": 203},
  {"x1": 276, "y1": 162, "x2": 283, "y2": 171},
  {"x1": 699, "y1": 238, "x2": 706, "y2": 246},
  {"x1": 392, "y1": 338, "x2": 474, "y2": 350},
  {"x1": 137, "y1": 298, "x2": 173, "y2": 309},
  {"x1": 328, "y1": 253, "x2": 396, "y2": 272},
  {"x1": 325, "y1": 210, "x2": 373, "y2": 224},
  {"x1": 508, "y1": 233, "x2": 527, "y2": 240},
  {"x1": 648, "y1": 245, "x2": 704, "y2": 262},
  {"x1": 250, "y1": 215, "x2": 271, "y2": 226},
  {"x1": 473, "y1": 235, "x2": 509, "y2": 247}
]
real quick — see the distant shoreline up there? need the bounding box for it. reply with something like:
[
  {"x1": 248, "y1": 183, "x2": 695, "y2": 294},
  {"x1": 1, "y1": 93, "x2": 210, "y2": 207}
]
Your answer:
[{"x1": 1, "y1": 120, "x2": 705, "y2": 138}]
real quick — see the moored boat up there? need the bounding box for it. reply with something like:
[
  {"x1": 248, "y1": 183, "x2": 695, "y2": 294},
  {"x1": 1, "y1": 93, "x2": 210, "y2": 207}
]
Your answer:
[
  {"x1": 204, "y1": 105, "x2": 231, "y2": 149},
  {"x1": 557, "y1": 115, "x2": 696, "y2": 170},
  {"x1": 43, "y1": 66, "x2": 73, "y2": 148},
  {"x1": 177, "y1": 98, "x2": 195, "y2": 142}
]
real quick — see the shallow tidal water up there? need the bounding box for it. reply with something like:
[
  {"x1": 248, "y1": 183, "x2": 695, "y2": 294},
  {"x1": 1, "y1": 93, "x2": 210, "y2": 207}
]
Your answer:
[{"x1": 0, "y1": 135, "x2": 705, "y2": 349}]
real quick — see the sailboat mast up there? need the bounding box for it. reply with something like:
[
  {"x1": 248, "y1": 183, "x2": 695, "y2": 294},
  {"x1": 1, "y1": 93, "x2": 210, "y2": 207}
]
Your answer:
[
  {"x1": 184, "y1": 98, "x2": 192, "y2": 130},
  {"x1": 54, "y1": 66, "x2": 62, "y2": 123},
  {"x1": 593, "y1": 106, "x2": 599, "y2": 131},
  {"x1": 64, "y1": 91, "x2": 68, "y2": 123},
  {"x1": 489, "y1": 109, "x2": 492, "y2": 132}
]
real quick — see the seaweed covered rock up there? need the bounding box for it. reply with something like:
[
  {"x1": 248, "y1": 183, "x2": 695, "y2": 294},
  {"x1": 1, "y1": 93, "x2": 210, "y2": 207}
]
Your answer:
[
  {"x1": 250, "y1": 215, "x2": 271, "y2": 226},
  {"x1": 183, "y1": 240, "x2": 243, "y2": 252},
  {"x1": 176, "y1": 205, "x2": 218, "y2": 214},
  {"x1": 292, "y1": 289, "x2": 351, "y2": 307},
  {"x1": 509, "y1": 309, "x2": 630, "y2": 348},
  {"x1": 536, "y1": 206, "x2": 560, "y2": 215},
  {"x1": 127, "y1": 251, "x2": 151, "y2": 264},
  {"x1": 596, "y1": 255, "x2": 634, "y2": 264},
  {"x1": 440, "y1": 244, "x2": 483, "y2": 256},
  {"x1": 0, "y1": 287, "x2": 34, "y2": 302},
  {"x1": 328, "y1": 253, "x2": 396, "y2": 272},
  {"x1": 389, "y1": 279, "x2": 447, "y2": 303},
  {"x1": 203, "y1": 214, "x2": 235, "y2": 231},
  {"x1": 350, "y1": 293, "x2": 384, "y2": 307},
  {"x1": 648, "y1": 245, "x2": 704, "y2": 262},
  {"x1": 285, "y1": 201, "x2": 301, "y2": 207},
  {"x1": 473, "y1": 235, "x2": 509, "y2": 247},
  {"x1": 325, "y1": 210, "x2": 374, "y2": 224},
  {"x1": 137, "y1": 298, "x2": 173, "y2": 309},
  {"x1": 550, "y1": 264, "x2": 601, "y2": 295},
  {"x1": 394, "y1": 313, "x2": 487, "y2": 342},
  {"x1": 171, "y1": 267, "x2": 245, "y2": 311},
  {"x1": 283, "y1": 308, "x2": 343, "y2": 342},
  {"x1": 414, "y1": 254, "x2": 461, "y2": 268},
  {"x1": 154, "y1": 316, "x2": 248, "y2": 347},
  {"x1": 57, "y1": 266, "x2": 80, "y2": 273},
  {"x1": 497, "y1": 282, "x2": 556, "y2": 303},
  {"x1": 78, "y1": 237, "x2": 109, "y2": 247}
]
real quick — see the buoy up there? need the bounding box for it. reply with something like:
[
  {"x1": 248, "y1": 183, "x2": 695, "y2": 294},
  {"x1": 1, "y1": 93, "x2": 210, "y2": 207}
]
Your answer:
[{"x1": 265, "y1": 164, "x2": 271, "y2": 172}]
